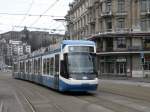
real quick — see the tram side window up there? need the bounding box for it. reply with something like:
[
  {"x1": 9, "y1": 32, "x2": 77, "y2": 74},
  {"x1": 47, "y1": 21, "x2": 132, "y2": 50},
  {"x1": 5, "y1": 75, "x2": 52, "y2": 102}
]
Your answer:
[
  {"x1": 35, "y1": 60, "x2": 38, "y2": 74},
  {"x1": 20, "y1": 62, "x2": 22, "y2": 72},
  {"x1": 43, "y1": 59, "x2": 47, "y2": 74},
  {"x1": 34, "y1": 60, "x2": 36, "y2": 74},
  {"x1": 28, "y1": 61, "x2": 30, "y2": 73},
  {"x1": 60, "y1": 54, "x2": 69, "y2": 78},
  {"x1": 25, "y1": 62, "x2": 27, "y2": 73},
  {"x1": 50, "y1": 58, "x2": 54, "y2": 75},
  {"x1": 13, "y1": 64, "x2": 17, "y2": 72},
  {"x1": 23, "y1": 62, "x2": 25, "y2": 73},
  {"x1": 31, "y1": 61, "x2": 33, "y2": 73},
  {"x1": 38, "y1": 58, "x2": 41, "y2": 74},
  {"x1": 29, "y1": 61, "x2": 31, "y2": 73},
  {"x1": 19, "y1": 62, "x2": 21, "y2": 72},
  {"x1": 47, "y1": 58, "x2": 50, "y2": 75},
  {"x1": 55, "y1": 54, "x2": 59, "y2": 74},
  {"x1": 16, "y1": 63, "x2": 19, "y2": 72}
]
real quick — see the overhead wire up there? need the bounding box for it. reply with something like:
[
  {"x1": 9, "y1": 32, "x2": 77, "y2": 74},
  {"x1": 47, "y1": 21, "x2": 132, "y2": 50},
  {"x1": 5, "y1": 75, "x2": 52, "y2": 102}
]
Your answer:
[
  {"x1": 29, "y1": 0, "x2": 60, "y2": 27},
  {"x1": 13, "y1": 25, "x2": 65, "y2": 32},
  {"x1": 19, "y1": 0, "x2": 34, "y2": 26},
  {"x1": 49, "y1": 0, "x2": 64, "y2": 30},
  {"x1": 0, "y1": 12, "x2": 63, "y2": 17},
  {"x1": 0, "y1": 0, "x2": 71, "y2": 34}
]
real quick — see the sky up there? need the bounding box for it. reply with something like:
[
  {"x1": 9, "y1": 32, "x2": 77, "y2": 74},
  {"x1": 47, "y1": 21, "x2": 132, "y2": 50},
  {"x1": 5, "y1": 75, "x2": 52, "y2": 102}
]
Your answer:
[{"x1": 0, "y1": 0, "x2": 73, "y2": 34}]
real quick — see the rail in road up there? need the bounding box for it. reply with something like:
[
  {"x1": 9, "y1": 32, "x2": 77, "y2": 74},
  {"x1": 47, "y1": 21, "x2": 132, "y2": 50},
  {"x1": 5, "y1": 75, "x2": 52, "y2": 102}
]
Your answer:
[
  {"x1": 11, "y1": 78, "x2": 150, "y2": 112},
  {"x1": 1, "y1": 72, "x2": 150, "y2": 112}
]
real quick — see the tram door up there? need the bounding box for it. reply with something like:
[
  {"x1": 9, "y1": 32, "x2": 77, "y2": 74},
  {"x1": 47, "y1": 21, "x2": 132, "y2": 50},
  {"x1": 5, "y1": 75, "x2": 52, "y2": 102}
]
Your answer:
[{"x1": 54, "y1": 54, "x2": 60, "y2": 90}]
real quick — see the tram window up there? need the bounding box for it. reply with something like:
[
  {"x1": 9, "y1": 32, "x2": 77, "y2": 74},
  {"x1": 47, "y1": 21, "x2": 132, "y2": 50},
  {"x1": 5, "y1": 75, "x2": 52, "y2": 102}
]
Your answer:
[
  {"x1": 29, "y1": 61, "x2": 31, "y2": 73},
  {"x1": 25, "y1": 62, "x2": 27, "y2": 73},
  {"x1": 20, "y1": 62, "x2": 23, "y2": 72},
  {"x1": 13, "y1": 64, "x2": 18, "y2": 72},
  {"x1": 36, "y1": 60, "x2": 38, "y2": 74},
  {"x1": 32, "y1": 60, "x2": 34, "y2": 74},
  {"x1": 47, "y1": 58, "x2": 50, "y2": 75},
  {"x1": 50, "y1": 58, "x2": 54, "y2": 75},
  {"x1": 34, "y1": 60, "x2": 36, "y2": 74},
  {"x1": 43, "y1": 59, "x2": 47, "y2": 74},
  {"x1": 19, "y1": 62, "x2": 21, "y2": 72},
  {"x1": 55, "y1": 54, "x2": 59, "y2": 74},
  {"x1": 28, "y1": 61, "x2": 30, "y2": 73},
  {"x1": 28, "y1": 61, "x2": 29, "y2": 73},
  {"x1": 38, "y1": 59, "x2": 41, "y2": 74},
  {"x1": 35, "y1": 60, "x2": 38, "y2": 74},
  {"x1": 22, "y1": 62, "x2": 25, "y2": 73},
  {"x1": 60, "y1": 54, "x2": 69, "y2": 78},
  {"x1": 69, "y1": 46, "x2": 94, "y2": 52}
]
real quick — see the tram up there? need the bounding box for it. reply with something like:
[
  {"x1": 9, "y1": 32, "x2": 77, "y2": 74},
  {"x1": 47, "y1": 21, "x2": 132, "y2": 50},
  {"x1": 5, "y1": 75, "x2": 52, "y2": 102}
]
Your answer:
[{"x1": 12, "y1": 40, "x2": 98, "y2": 92}]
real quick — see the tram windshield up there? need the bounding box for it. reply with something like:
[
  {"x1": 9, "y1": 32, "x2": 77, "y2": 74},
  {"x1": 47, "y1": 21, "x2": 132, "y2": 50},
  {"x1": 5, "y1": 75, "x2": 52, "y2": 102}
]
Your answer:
[{"x1": 67, "y1": 53, "x2": 96, "y2": 74}]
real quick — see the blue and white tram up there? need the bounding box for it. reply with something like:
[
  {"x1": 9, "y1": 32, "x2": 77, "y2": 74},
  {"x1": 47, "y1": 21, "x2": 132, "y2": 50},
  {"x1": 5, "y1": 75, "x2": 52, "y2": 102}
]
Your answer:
[{"x1": 12, "y1": 40, "x2": 98, "y2": 92}]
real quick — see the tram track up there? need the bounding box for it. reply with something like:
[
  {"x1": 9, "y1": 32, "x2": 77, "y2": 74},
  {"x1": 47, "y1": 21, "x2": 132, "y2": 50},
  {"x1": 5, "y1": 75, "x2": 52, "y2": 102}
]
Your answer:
[
  {"x1": 10, "y1": 82, "x2": 37, "y2": 112},
  {"x1": 21, "y1": 92, "x2": 36, "y2": 112},
  {"x1": 0, "y1": 101, "x2": 4, "y2": 112},
  {"x1": 9, "y1": 78, "x2": 150, "y2": 112},
  {"x1": 10, "y1": 79, "x2": 66, "y2": 112},
  {"x1": 75, "y1": 92, "x2": 144, "y2": 112}
]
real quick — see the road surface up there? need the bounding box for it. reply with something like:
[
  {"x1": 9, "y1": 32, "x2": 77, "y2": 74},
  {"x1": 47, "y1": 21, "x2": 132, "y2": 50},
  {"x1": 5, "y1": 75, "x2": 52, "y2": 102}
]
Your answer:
[{"x1": 0, "y1": 72, "x2": 150, "y2": 112}]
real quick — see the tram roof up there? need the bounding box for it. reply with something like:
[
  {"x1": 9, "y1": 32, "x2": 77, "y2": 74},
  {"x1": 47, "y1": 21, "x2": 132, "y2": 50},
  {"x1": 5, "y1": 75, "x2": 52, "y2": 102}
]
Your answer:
[{"x1": 62, "y1": 40, "x2": 95, "y2": 46}]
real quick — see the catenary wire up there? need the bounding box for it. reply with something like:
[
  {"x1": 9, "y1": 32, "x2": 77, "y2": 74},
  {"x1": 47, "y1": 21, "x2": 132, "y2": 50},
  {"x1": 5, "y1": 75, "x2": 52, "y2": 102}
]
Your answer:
[{"x1": 29, "y1": 0, "x2": 60, "y2": 27}]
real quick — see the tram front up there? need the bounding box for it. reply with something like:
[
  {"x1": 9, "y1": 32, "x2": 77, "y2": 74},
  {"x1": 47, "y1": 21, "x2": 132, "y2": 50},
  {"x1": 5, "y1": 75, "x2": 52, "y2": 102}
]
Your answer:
[{"x1": 59, "y1": 41, "x2": 98, "y2": 92}]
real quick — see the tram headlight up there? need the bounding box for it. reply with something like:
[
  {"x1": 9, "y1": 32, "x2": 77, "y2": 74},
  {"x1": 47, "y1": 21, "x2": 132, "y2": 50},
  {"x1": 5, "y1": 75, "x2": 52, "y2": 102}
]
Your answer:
[{"x1": 69, "y1": 78, "x2": 75, "y2": 80}]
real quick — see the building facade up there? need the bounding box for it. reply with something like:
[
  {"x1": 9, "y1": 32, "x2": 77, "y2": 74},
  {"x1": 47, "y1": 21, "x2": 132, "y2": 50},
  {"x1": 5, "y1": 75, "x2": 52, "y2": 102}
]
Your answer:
[
  {"x1": 66, "y1": 0, "x2": 150, "y2": 77},
  {"x1": 5, "y1": 40, "x2": 31, "y2": 66}
]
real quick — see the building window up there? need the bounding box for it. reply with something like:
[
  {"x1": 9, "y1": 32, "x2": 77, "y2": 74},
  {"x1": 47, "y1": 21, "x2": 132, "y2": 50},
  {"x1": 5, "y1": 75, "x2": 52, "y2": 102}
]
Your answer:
[
  {"x1": 116, "y1": 18, "x2": 125, "y2": 30},
  {"x1": 140, "y1": 0, "x2": 150, "y2": 12},
  {"x1": 106, "y1": 0, "x2": 112, "y2": 12},
  {"x1": 141, "y1": 17, "x2": 150, "y2": 31},
  {"x1": 106, "y1": 18, "x2": 112, "y2": 32},
  {"x1": 144, "y1": 37, "x2": 150, "y2": 49},
  {"x1": 116, "y1": 38, "x2": 126, "y2": 48},
  {"x1": 117, "y1": 0, "x2": 125, "y2": 13},
  {"x1": 141, "y1": 18, "x2": 147, "y2": 31}
]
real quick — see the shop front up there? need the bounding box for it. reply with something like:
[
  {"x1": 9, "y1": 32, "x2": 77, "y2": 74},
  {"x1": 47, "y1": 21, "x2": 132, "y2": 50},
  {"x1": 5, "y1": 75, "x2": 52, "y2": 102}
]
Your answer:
[{"x1": 98, "y1": 55, "x2": 127, "y2": 77}]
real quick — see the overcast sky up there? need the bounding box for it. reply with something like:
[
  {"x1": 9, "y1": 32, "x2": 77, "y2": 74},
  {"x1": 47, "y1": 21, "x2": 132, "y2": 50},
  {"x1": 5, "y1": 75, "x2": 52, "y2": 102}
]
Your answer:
[{"x1": 0, "y1": 0, "x2": 73, "y2": 34}]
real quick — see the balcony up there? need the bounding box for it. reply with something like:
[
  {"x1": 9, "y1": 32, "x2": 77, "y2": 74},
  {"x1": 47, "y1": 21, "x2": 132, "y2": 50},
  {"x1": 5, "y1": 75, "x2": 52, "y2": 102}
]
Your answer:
[
  {"x1": 88, "y1": 17, "x2": 96, "y2": 24},
  {"x1": 105, "y1": 47, "x2": 113, "y2": 52},
  {"x1": 128, "y1": 46, "x2": 143, "y2": 51},
  {"x1": 115, "y1": 28, "x2": 129, "y2": 33},
  {"x1": 100, "y1": 0, "x2": 105, "y2": 3},
  {"x1": 96, "y1": 48, "x2": 103, "y2": 52},
  {"x1": 101, "y1": 11, "x2": 113, "y2": 17},
  {"x1": 116, "y1": 11, "x2": 127, "y2": 16},
  {"x1": 105, "y1": 29, "x2": 113, "y2": 33},
  {"x1": 140, "y1": 9, "x2": 150, "y2": 15}
]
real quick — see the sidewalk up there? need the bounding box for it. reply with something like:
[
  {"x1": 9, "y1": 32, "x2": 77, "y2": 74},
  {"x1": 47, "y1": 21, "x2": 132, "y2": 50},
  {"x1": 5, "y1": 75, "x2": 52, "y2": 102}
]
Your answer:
[
  {"x1": 99, "y1": 79, "x2": 150, "y2": 88},
  {"x1": 99, "y1": 76, "x2": 150, "y2": 83},
  {"x1": 98, "y1": 78, "x2": 150, "y2": 102}
]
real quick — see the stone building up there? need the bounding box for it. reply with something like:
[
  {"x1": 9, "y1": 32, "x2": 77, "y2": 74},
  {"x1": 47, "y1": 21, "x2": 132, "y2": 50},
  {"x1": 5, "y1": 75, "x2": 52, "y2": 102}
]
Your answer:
[
  {"x1": 66, "y1": 0, "x2": 150, "y2": 77},
  {"x1": 5, "y1": 40, "x2": 31, "y2": 66}
]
